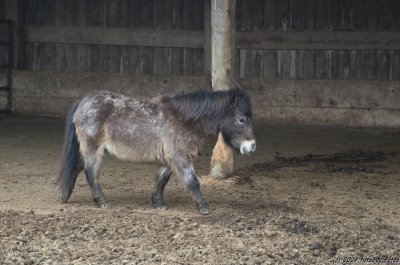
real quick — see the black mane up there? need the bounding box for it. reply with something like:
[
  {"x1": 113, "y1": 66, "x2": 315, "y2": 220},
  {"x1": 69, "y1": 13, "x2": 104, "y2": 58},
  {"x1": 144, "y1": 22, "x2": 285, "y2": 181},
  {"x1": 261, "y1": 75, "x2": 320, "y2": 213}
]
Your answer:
[{"x1": 167, "y1": 89, "x2": 252, "y2": 122}]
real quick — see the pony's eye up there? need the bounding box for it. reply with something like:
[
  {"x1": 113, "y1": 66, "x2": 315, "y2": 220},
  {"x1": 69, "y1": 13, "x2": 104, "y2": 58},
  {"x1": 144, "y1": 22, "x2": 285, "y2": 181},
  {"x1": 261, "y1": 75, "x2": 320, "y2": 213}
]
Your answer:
[{"x1": 238, "y1": 117, "x2": 246, "y2": 124}]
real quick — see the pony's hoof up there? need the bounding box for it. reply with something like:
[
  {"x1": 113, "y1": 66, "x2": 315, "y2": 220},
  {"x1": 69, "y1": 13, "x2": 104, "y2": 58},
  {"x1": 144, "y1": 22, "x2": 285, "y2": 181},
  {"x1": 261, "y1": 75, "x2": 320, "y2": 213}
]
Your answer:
[
  {"x1": 151, "y1": 194, "x2": 168, "y2": 210},
  {"x1": 152, "y1": 200, "x2": 167, "y2": 210},
  {"x1": 196, "y1": 201, "x2": 210, "y2": 215},
  {"x1": 94, "y1": 197, "x2": 110, "y2": 209}
]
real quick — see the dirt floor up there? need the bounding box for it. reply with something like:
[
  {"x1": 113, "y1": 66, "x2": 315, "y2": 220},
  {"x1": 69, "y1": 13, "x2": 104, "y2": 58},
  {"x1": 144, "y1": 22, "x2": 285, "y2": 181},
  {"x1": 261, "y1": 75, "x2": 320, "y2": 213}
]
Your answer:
[{"x1": 0, "y1": 115, "x2": 399, "y2": 265}]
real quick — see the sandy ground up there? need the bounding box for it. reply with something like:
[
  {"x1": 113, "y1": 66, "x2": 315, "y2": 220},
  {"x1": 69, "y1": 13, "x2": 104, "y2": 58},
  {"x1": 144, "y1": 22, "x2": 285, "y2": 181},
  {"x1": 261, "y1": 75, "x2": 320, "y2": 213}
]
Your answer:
[{"x1": 0, "y1": 115, "x2": 399, "y2": 265}]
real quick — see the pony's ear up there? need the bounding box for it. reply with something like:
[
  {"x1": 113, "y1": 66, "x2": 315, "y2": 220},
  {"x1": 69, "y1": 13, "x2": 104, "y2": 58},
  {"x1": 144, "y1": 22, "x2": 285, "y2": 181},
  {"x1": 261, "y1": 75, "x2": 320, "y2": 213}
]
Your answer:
[{"x1": 230, "y1": 90, "x2": 242, "y2": 107}]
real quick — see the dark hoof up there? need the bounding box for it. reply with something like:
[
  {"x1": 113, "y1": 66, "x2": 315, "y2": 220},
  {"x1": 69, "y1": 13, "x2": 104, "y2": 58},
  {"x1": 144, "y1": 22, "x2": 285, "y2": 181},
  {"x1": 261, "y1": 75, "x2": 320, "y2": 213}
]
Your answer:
[
  {"x1": 59, "y1": 190, "x2": 72, "y2": 204},
  {"x1": 151, "y1": 194, "x2": 168, "y2": 210},
  {"x1": 196, "y1": 201, "x2": 210, "y2": 215},
  {"x1": 94, "y1": 197, "x2": 110, "y2": 209}
]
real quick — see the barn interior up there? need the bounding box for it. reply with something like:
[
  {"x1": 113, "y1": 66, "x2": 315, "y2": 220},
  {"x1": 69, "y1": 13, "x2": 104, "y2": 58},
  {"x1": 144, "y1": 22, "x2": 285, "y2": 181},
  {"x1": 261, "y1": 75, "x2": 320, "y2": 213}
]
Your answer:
[{"x1": 0, "y1": 1, "x2": 400, "y2": 264}]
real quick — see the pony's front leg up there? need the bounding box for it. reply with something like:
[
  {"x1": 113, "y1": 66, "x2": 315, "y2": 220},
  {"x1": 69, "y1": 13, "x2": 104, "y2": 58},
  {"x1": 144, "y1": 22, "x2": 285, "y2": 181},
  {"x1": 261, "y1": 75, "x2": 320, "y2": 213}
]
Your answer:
[
  {"x1": 173, "y1": 160, "x2": 210, "y2": 215},
  {"x1": 84, "y1": 156, "x2": 110, "y2": 208},
  {"x1": 151, "y1": 167, "x2": 172, "y2": 210}
]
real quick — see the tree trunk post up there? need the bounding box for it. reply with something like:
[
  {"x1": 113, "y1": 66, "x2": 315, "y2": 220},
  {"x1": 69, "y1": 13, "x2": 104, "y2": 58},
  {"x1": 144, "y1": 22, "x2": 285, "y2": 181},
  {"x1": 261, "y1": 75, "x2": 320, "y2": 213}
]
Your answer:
[{"x1": 209, "y1": 0, "x2": 236, "y2": 179}]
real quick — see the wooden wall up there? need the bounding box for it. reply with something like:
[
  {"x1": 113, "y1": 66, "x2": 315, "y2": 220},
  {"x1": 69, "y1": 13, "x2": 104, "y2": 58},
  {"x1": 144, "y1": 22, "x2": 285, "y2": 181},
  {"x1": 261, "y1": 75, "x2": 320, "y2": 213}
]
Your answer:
[
  {"x1": 21, "y1": 0, "x2": 205, "y2": 76},
  {"x1": 17, "y1": 0, "x2": 400, "y2": 81},
  {"x1": 3, "y1": 0, "x2": 400, "y2": 128},
  {"x1": 235, "y1": 0, "x2": 400, "y2": 80}
]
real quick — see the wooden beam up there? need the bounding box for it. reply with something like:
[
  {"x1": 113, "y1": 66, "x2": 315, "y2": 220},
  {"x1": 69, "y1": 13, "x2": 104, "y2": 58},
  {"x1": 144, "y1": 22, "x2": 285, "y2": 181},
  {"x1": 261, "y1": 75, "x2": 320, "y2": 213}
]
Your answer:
[
  {"x1": 211, "y1": 0, "x2": 235, "y2": 90},
  {"x1": 203, "y1": 0, "x2": 211, "y2": 83},
  {"x1": 237, "y1": 31, "x2": 400, "y2": 50},
  {"x1": 210, "y1": 0, "x2": 236, "y2": 179},
  {"x1": 25, "y1": 26, "x2": 204, "y2": 48},
  {"x1": 25, "y1": 26, "x2": 400, "y2": 50},
  {"x1": 9, "y1": 71, "x2": 400, "y2": 128},
  {"x1": 5, "y1": 0, "x2": 24, "y2": 68}
]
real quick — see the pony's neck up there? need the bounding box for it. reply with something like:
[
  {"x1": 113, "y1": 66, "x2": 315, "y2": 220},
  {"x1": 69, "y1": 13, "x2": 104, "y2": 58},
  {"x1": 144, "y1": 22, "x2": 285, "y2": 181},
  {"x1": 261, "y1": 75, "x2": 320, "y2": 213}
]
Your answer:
[{"x1": 168, "y1": 90, "x2": 230, "y2": 134}]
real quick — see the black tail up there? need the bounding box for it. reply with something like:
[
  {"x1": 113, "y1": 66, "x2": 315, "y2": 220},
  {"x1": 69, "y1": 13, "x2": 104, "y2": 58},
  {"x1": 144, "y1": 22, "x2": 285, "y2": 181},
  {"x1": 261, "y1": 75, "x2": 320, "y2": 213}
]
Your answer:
[{"x1": 56, "y1": 101, "x2": 83, "y2": 203}]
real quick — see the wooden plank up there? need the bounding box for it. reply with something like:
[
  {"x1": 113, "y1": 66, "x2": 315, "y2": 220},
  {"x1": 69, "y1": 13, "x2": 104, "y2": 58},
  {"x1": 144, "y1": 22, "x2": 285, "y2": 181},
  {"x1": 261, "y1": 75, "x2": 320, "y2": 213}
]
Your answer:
[
  {"x1": 193, "y1": 0, "x2": 204, "y2": 30},
  {"x1": 12, "y1": 70, "x2": 400, "y2": 127},
  {"x1": 119, "y1": 46, "x2": 129, "y2": 73},
  {"x1": 263, "y1": 0, "x2": 278, "y2": 30},
  {"x1": 262, "y1": 50, "x2": 277, "y2": 79},
  {"x1": 172, "y1": 0, "x2": 184, "y2": 29},
  {"x1": 26, "y1": 26, "x2": 204, "y2": 48},
  {"x1": 236, "y1": 31, "x2": 400, "y2": 50},
  {"x1": 250, "y1": 49, "x2": 263, "y2": 78},
  {"x1": 89, "y1": 45, "x2": 100, "y2": 72},
  {"x1": 64, "y1": 44, "x2": 77, "y2": 72},
  {"x1": 377, "y1": 50, "x2": 390, "y2": 81},
  {"x1": 339, "y1": 50, "x2": 351, "y2": 80},
  {"x1": 64, "y1": 0, "x2": 78, "y2": 26},
  {"x1": 76, "y1": 44, "x2": 91, "y2": 72},
  {"x1": 327, "y1": 50, "x2": 340, "y2": 80},
  {"x1": 140, "y1": 0, "x2": 154, "y2": 28},
  {"x1": 239, "y1": 78, "x2": 400, "y2": 110},
  {"x1": 153, "y1": 47, "x2": 171, "y2": 75},
  {"x1": 87, "y1": 0, "x2": 101, "y2": 26},
  {"x1": 182, "y1": 0, "x2": 194, "y2": 30},
  {"x1": 367, "y1": 50, "x2": 378, "y2": 80},
  {"x1": 171, "y1": 47, "x2": 183, "y2": 75},
  {"x1": 32, "y1": 42, "x2": 40, "y2": 71},
  {"x1": 119, "y1": 0, "x2": 129, "y2": 27},
  {"x1": 54, "y1": 0, "x2": 65, "y2": 26},
  {"x1": 183, "y1": 48, "x2": 194, "y2": 75},
  {"x1": 129, "y1": 0, "x2": 154, "y2": 28},
  {"x1": 40, "y1": 43, "x2": 55, "y2": 71},
  {"x1": 153, "y1": 0, "x2": 166, "y2": 29},
  {"x1": 252, "y1": 0, "x2": 264, "y2": 31},
  {"x1": 78, "y1": 0, "x2": 89, "y2": 26},
  {"x1": 54, "y1": 43, "x2": 65, "y2": 72},
  {"x1": 296, "y1": 50, "x2": 315, "y2": 79},
  {"x1": 203, "y1": 0, "x2": 211, "y2": 77},
  {"x1": 100, "y1": 45, "x2": 121, "y2": 73},
  {"x1": 31, "y1": 0, "x2": 44, "y2": 25},
  {"x1": 240, "y1": 49, "x2": 263, "y2": 78},
  {"x1": 314, "y1": 50, "x2": 327, "y2": 79},
  {"x1": 125, "y1": 46, "x2": 138, "y2": 74},
  {"x1": 24, "y1": 42, "x2": 32, "y2": 70},
  {"x1": 276, "y1": 0, "x2": 290, "y2": 31},
  {"x1": 315, "y1": 0, "x2": 328, "y2": 30},
  {"x1": 277, "y1": 50, "x2": 296, "y2": 79},
  {"x1": 137, "y1": 46, "x2": 153, "y2": 74},
  {"x1": 389, "y1": 50, "x2": 400, "y2": 81},
  {"x1": 237, "y1": 0, "x2": 252, "y2": 32},
  {"x1": 107, "y1": 0, "x2": 120, "y2": 27},
  {"x1": 5, "y1": 0, "x2": 24, "y2": 68},
  {"x1": 193, "y1": 48, "x2": 204, "y2": 76}
]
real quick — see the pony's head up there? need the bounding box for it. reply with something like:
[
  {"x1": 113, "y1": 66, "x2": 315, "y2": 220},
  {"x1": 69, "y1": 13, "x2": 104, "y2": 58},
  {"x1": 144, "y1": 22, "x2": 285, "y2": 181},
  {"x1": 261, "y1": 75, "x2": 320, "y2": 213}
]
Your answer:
[{"x1": 220, "y1": 89, "x2": 256, "y2": 155}]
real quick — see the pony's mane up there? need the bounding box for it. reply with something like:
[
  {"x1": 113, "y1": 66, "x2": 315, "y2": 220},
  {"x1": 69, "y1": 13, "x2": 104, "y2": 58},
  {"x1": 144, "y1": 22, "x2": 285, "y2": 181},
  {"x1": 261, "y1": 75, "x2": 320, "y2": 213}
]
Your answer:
[{"x1": 166, "y1": 89, "x2": 251, "y2": 122}]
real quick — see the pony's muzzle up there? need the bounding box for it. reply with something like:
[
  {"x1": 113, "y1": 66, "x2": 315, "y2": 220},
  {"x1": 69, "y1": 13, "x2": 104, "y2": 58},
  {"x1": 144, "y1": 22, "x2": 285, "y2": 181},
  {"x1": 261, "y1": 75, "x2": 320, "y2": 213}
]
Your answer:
[{"x1": 240, "y1": 139, "x2": 256, "y2": 155}]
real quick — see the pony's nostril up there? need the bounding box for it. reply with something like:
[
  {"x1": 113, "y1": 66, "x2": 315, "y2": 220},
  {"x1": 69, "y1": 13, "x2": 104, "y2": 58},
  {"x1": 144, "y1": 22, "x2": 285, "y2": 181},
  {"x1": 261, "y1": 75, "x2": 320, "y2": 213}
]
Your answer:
[{"x1": 251, "y1": 143, "x2": 256, "y2": 151}]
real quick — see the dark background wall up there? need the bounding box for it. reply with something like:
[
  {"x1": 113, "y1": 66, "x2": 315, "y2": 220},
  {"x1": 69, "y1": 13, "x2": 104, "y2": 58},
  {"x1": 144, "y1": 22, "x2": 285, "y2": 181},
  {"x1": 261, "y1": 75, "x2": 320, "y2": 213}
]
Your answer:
[
  {"x1": 1, "y1": 0, "x2": 400, "y2": 127},
  {"x1": 17, "y1": 0, "x2": 400, "y2": 81}
]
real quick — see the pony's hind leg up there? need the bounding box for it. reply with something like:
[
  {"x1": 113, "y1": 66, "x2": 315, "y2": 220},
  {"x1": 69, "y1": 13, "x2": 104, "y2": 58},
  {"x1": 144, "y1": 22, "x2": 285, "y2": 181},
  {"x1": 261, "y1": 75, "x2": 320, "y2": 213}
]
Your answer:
[
  {"x1": 84, "y1": 153, "x2": 110, "y2": 208},
  {"x1": 151, "y1": 167, "x2": 172, "y2": 210}
]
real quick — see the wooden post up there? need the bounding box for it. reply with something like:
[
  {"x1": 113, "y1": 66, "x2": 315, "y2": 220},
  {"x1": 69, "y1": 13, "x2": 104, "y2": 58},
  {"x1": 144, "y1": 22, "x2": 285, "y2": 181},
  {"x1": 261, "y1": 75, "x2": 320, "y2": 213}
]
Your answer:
[
  {"x1": 209, "y1": 0, "x2": 236, "y2": 179},
  {"x1": 5, "y1": 0, "x2": 23, "y2": 69},
  {"x1": 204, "y1": 0, "x2": 212, "y2": 86}
]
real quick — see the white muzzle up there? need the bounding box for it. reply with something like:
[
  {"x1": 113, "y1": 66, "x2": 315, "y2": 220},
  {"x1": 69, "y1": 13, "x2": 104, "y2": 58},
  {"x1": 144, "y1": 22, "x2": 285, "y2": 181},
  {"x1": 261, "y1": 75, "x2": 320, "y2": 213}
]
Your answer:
[{"x1": 240, "y1": 140, "x2": 256, "y2": 155}]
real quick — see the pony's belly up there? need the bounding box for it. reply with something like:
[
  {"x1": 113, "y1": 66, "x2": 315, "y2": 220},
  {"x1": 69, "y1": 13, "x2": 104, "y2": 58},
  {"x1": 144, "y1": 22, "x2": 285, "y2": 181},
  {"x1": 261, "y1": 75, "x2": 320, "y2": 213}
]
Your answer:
[{"x1": 104, "y1": 139, "x2": 162, "y2": 163}]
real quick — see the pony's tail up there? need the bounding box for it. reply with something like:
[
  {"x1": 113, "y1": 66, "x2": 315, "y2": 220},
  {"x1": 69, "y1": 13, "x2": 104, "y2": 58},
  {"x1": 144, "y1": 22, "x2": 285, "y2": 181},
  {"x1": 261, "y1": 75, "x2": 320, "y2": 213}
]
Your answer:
[{"x1": 56, "y1": 101, "x2": 83, "y2": 203}]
